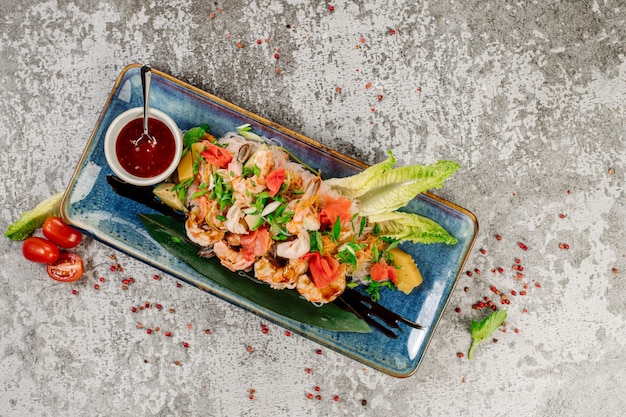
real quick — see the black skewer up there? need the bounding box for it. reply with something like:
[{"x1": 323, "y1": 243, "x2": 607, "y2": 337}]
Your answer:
[{"x1": 338, "y1": 288, "x2": 423, "y2": 339}]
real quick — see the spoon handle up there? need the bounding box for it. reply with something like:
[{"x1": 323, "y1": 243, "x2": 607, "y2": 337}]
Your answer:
[{"x1": 141, "y1": 65, "x2": 152, "y2": 134}]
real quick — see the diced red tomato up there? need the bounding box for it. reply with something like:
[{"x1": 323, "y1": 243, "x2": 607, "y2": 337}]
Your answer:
[
  {"x1": 303, "y1": 252, "x2": 342, "y2": 289},
  {"x1": 200, "y1": 143, "x2": 232, "y2": 168},
  {"x1": 370, "y1": 260, "x2": 397, "y2": 283},
  {"x1": 319, "y1": 195, "x2": 353, "y2": 228},
  {"x1": 266, "y1": 168, "x2": 285, "y2": 197}
]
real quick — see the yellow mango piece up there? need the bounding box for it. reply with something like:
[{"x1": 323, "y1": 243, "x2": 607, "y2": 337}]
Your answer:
[
  {"x1": 177, "y1": 142, "x2": 208, "y2": 183},
  {"x1": 153, "y1": 183, "x2": 186, "y2": 212},
  {"x1": 191, "y1": 141, "x2": 207, "y2": 155},
  {"x1": 177, "y1": 150, "x2": 194, "y2": 183},
  {"x1": 390, "y1": 247, "x2": 423, "y2": 294}
]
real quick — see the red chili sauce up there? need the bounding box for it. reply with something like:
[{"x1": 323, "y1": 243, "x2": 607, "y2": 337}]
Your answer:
[{"x1": 115, "y1": 117, "x2": 176, "y2": 178}]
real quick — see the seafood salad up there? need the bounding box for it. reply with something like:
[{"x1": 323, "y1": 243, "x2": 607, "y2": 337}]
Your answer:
[{"x1": 159, "y1": 125, "x2": 460, "y2": 304}]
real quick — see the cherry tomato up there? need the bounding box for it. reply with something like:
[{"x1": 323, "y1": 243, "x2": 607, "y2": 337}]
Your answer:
[
  {"x1": 22, "y1": 237, "x2": 60, "y2": 263},
  {"x1": 46, "y1": 252, "x2": 84, "y2": 282},
  {"x1": 43, "y1": 216, "x2": 82, "y2": 248}
]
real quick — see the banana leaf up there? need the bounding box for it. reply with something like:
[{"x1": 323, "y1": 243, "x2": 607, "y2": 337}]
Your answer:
[{"x1": 138, "y1": 213, "x2": 371, "y2": 333}]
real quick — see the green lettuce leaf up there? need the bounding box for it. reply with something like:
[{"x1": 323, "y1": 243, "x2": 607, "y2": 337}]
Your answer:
[
  {"x1": 356, "y1": 160, "x2": 461, "y2": 216},
  {"x1": 324, "y1": 151, "x2": 396, "y2": 198},
  {"x1": 368, "y1": 211, "x2": 458, "y2": 245},
  {"x1": 5, "y1": 191, "x2": 64, "y2": 240}
]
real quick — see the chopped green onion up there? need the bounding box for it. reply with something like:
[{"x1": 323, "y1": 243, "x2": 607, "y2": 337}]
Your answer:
[
  {"x1": 331, "y1": 216, "x2": 341, "y2": 242},
  {"x1": 191, "y1": 190, "x2": 209, "y2": 199},
  {"x1": 358, "y1": 217, "x2": 367, "y2": 237},
  {"x1": 372, "y1": 242, "x2": 380, "y2": 263},
  {"x1": 310, "y1": 231, "x2": 323, "y2": 254}
]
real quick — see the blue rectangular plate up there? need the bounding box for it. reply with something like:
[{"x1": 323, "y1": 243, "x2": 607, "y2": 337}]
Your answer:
[{"x1": 61, "y1": 64, "x2": 478, "y2": 377}]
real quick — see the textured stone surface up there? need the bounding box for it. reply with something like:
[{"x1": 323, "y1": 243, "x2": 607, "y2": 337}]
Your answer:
[{"x1": 1, "y1": 1, "x2": 625, "y2": 416}]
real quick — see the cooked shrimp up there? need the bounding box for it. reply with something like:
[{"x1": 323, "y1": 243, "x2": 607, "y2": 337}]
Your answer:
[
  {"x1": 248, "y1": 145, "x2": 290, "y2": 185},
  {"x1": 185, "y1": 205, "x2": 224, "y2": 247},
  {"x1": 296, "y1": 273, "x2": 346, "y2": 304},
  {"x1": 223, "y1": 204, "x2": 248, "y2": 235},
  {"x1": 213, "y1": 240, "x2": 255, "y2": 272},
  {"x1": 254, "y1": 256, "x2": 309, "y2": 290},
  {"x1": 231, "y1": 174, "x2": 267, "y2": 204},
  {"x1": 275, "y1": 231, "x2": 310, "y2": 259},
  {"x1": 285, "y1": 177, "x2": 321, "y2": 234},
  {"x1": 204, "y1": 198, "x2": 225, "y2": 229},
  {"x1": 283, "y1": 161, "x2": 318, "y2": 194}
]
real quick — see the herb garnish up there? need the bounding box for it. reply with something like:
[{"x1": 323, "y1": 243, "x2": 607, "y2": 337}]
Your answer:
[
  {"x1": 364, "y1": 279, "x2": 395, "y2": 302},
  {"x1": 468, "y1": 309, "x2": 508, "y2": 360}
]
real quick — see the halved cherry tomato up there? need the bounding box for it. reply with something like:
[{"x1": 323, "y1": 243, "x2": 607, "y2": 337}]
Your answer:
[
  {"x1": 22, "y1": 237, "x2": 60, "y2": 263},
  {"x1": 43, "y1": 216, "x2": 82, "y2": 248},
  {"x1": 46, "y1": 252, "x2": 84, "y2": 282}
]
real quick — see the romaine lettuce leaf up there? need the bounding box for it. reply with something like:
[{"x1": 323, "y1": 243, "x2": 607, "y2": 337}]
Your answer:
[
  {"x1": 4, "y1": 191, "x2": 64, "y2": 240},
  {"x1": 356, "y1": 160, "x2": 461, "y2": 216},
  {"x1": 324, "y1": 151, "x2": 396, "y2": 198},
  {"x1": 369, "y1": 211, "x2": 458, "y2": 244}
]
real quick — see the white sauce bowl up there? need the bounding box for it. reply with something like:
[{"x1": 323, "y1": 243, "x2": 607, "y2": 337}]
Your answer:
[{"x1": 104, "y1": 107, "x2": 183, "y2": 186}]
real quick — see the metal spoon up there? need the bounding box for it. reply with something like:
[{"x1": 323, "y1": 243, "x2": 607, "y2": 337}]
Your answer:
[{"x1": 133, "y1": 64, "x2": 156, "y2": 147}]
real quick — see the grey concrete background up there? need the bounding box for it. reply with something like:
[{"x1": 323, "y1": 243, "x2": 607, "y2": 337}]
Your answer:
[{"x1": 1, "y1": 1, "x2": 625, "y2": 416}]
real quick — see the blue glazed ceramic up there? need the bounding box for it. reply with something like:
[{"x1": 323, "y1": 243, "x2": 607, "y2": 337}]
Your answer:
[{"x1": 61, "y1": 64, "x2": 478, "y2": 377}]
